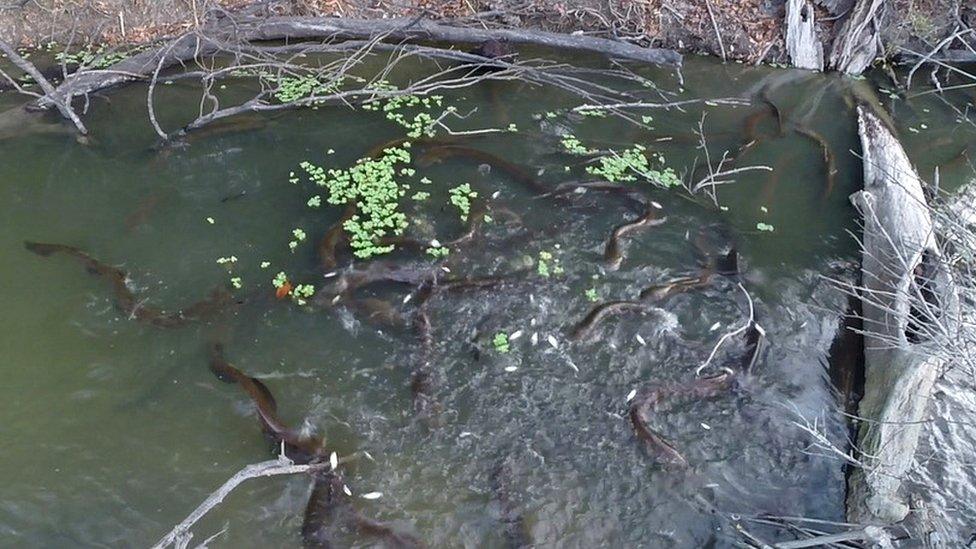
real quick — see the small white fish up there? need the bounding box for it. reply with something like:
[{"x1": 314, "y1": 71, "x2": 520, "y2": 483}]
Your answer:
[
  {"x1": 510, "y1": 330, "x2": 524, "y2": 341},
  {"x1": 504, "y1": 366, "x2": 518, "y2": 372},
  {"x1": 531, "y1": 332, "x2": 539, "y2": 345},
  {"x1": 635, "y1": 334, "x2": 647, "y2": 346},
  {"x1": 566, "y1": 360, "x2": 579, "y2": 373},
  {"x1": 343, "y1": 484, "x2": 353, "y2": 496},
  {"x1": 331, "y1": 295, "x2": 341, "y2": 305},
  {"x1": 323, "y1": 271, "x2": 338, "y2": 278},
  {"x1": 403, "y1": 293, "x2": 412, "y2": 304},
  {"x1": 429, "y1": 239, "x2": 441, "y2": 247},
  {"x1": 441, "y1": 266, "x2": 451, "y2": 273},
  {"x1": 547, "y1": 335, "x2": 559, "y2": 349},
  {"x1": 361, "y1": 492, "x2": 383, "y2": 500},
  {"x1": 492, "y1": 191, "x2": 501, "y2": 199},
  {"x1": 626, "y1": 389, "x2": 637, "y2": 402},
  {"x1": 651, "y1": 201, "x2": 663, "y2": 210},
  {"x1": 363, "y1": 451, "x2": 375, "y2": 461},
  {"x1": 329, "y1": 452, "x2": 338, "y2": 470},
  {"x1": 700, "y1": 422, "x2": 711, "y2": 430},
  {"x1": 709, "y1": 322, "x2": 721, "y2": 332},
  {"x1": 530, "y1": 318, "x2": 537, "y2": 327},
  {"x1": 459, "y1": 431, "x2": 474, "y2": 438}
]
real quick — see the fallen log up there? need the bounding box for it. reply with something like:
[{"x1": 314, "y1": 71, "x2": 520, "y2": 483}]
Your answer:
[
  {"x1": 33, "y1": 16, "x2": 679, "y2": 113},
  {"x1": 846, "y1": 106, "x2": 959, "y2": 524}
]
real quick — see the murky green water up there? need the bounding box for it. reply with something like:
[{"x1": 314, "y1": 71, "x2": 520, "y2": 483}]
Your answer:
[{"x1": 1, "y1": 54, "x2": 974, "y2": 547}]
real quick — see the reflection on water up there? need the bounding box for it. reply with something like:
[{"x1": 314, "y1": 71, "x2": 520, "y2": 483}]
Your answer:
[{"x1": 0, "y1": 54, "x2": 974, "y2": 547}]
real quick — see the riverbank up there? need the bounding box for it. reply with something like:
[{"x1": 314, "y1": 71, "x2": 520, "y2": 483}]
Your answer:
[{"x1": 1, "y1": 0, "x2": 972, "y2": 69}]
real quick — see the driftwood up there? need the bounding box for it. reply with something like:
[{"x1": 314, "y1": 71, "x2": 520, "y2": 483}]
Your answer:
[
  {"x1": 828, "y1": 0, "x2": 884, "y2": 74},
  {"x1": 33, "y1": 15, "x2": 679, "y2": 114},
  {"x1": 845, "y1": 106, "x2": 958, "y2": 524},
  {"x1": 151, "y1": 457, "x2": 332, "y2": 549},
  {"x1": 785, "y1": 0, "x2": 824, "y2": 71}
]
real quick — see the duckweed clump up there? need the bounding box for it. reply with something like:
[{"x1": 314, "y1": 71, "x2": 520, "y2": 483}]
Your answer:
[
  {"x1": 266, "y1": 73, "x2": 340, "y2": 104},
  {"x1": 362, "y1": 83, "x2": 445, "y2": 139},
  {"x1": 300, "y1": 145, "x2": 413, "y2": 259},
  {"x1": 585, "y1": 144, "x2": 681, "y2": 188},
  {"x1": 449, "y1": 184, "x2": 478, "y2": 222},
  {"x1": 55, "y1": 45, "x2": 130, "y2": 69}
]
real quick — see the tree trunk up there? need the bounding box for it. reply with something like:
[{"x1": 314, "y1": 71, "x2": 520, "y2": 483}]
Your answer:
[
  {"x1": 828, "y1": 0, "x2": 884, "y2": 74},
  {"x1": 786, "y1": 0, "x2": 824, "y2": 71}
]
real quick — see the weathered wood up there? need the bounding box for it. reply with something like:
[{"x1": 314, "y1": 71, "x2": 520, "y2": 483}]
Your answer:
[
  {"x1": 846, "y1": 106, "x2": 958, "y2": 524},
  {"x1": 828, "y1": 0, "x2": 884, "y2": 74},
  {"x1": 785, "y1": 0, "x2": 824, "y2": 71}
]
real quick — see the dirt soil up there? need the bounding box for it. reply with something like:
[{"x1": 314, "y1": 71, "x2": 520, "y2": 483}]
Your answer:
[{"x1": 0, "y1": 0, "x2": 972, "y2": 66}]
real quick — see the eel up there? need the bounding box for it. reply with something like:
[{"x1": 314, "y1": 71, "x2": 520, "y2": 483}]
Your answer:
[
  {"x1": 573, "y1": 229, "x2": 740, "y2": 342},
  {"x1": 604, "y1": 204, "x2": 667, "y2": 271},
  {"x1": 638, "y1": 273, "x2": 712, "y2": 303},
  {"x1": 318, "y1": 202, "x2": 357, "y2": 272},
  {"x1": 123, "y1": 193, "x2": 162, "y2": 232},
  {"x1": 489, "y1": 461, "x2": 532, "y2": 548},
  {"x1": 209, "y1": 342, "x2": 327, "y2": 464},
  {"x1": 628, "y1": 371, "x2": 735, "y2": 467},
  {"x1": 416, "y1": 144, "x2": 549, "y2": 195},
  {"x1": 795, "y1": 125, "x2": 838, "y2": 199},
  {"x1": 409, "y1": 281, "x2": 441, "y2": 424},
  {"x1": 302, "y1": 470, "x2": 425, "y2": 549},
  {"x1": 24, "y1": 241, "x2": 230, "y2": 328},
  {"x1": 302, "y1": 471, "x2": 344, "y2": 549},
  {"x1": 569, "y1": 300, "x2": 649, "y2": 343},
  {"x1": 544, "y1": 179, "x2": 665, "y2": 270}
]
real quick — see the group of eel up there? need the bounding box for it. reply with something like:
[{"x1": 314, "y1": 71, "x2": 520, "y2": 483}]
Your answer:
[{"x1": 25, "y1": 135, "x2": 768, "y2": 548}]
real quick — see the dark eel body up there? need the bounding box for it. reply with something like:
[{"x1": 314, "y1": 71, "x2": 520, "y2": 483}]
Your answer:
[
  {"x1": 795, "y1": 125, "x2": 838, "y2": 199},
  {"x1": 544, "y1": 180, "x2": 668, "y2": 270},
  {"x1": 569, "y1": 300, "x2": 650, "y2": 342},
  {"x1": 571, "y1": 247, "x2": 736, "y2": 343},
  {"x1": 490, "y1": 462, "x2": 532, "y2": 548},
  {"x1": 24, "y1": 241, "x2": 230, "y2": 328},
  {"x1": 604, "y1": 204, "x2": 667, "y2": 271},
  {"x1": 628, "y1": 371, "x2": 735, "y2": 467},
  {"x1": 409, "y1": 281, "x2": 441, "y2": 424},
  {"x1": 318, "y1": 202, "x2": 357, "y2": 272},
  {"x1": 416, "y1": 144, "x2": 549, "y2": 195},
  {"x1": 209, "y1": 342, "x2": 327, "y2": 464},
  {"x1": 302, "y1": 471, "x2": 425, "y2": 549}
]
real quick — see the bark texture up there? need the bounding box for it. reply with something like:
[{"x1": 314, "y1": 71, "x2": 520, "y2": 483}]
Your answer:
[
  {"x1": 785, "y1": 0, "x2": 823, "y2": 70},
  {"x1": 828, "y1": 0, "x2": 884, "y2": 74},
  {"x1": 846, "y1": 106, "x2": 958, "y2": 524}
]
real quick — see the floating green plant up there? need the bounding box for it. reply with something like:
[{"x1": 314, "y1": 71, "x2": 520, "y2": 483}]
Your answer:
[
  {"x1": 299, "y1": 145, "x2": 412, "y2": 259},
  {"x1": 493, "y1": 332, "x2": 510, "y2": 353},
  {"x1": 449, "y1": 183, "x2": 478, "y2": 222}
]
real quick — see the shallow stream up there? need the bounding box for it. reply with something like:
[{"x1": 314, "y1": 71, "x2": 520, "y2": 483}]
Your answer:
[{"x1": 1, "y1": 53, "x2": 974, "y2": 547}]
